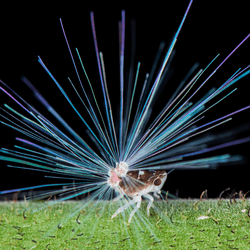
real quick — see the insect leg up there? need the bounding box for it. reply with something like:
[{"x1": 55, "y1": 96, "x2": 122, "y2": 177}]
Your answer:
[
  {"x1": 113, "y1": 193, "x2": 124, "y2": 201},
  {"x1": 143, "y1": 193, "x2": 154, "y2": 216},
  {"x1": 111, "y1": 196, "x2": 138, "y2": 219},
  {"x1": 128, "y1": 195, "x2": 142, "y2": 224},
  {"x1": 153, "y1": 191, "x2": 161, "y2": 199}
]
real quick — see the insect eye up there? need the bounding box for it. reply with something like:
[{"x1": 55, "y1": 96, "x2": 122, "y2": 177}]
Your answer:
[{"x1": 154, "y1": 178, "x2": 162, "y2": 186}]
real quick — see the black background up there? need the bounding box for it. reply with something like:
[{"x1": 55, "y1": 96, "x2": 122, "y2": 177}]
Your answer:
[{"x1": 0, "y1": 1, "x2": 249, "y2": 199}]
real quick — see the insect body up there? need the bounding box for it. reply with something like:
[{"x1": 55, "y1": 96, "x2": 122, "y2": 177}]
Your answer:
[
  {"x1": 108, "y1": 162, "x2": 167, "y2": 223},
  {"x1": 0, "y1": 1, "x2": 250, "y2": 234}
]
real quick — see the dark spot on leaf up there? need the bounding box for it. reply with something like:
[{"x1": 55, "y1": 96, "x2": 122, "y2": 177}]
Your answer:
[
  {"x1": 12, "y1": 226, "x2": 21, "y2": 230},
  {"x1": 218, "y1": 227, "x2": 221, "y2": 237},
  {"x1": 153, "y1": 241, "x2": 161, "y2": 244},
  {"x1": 120, "y1": 237, "x2": 130, "y2": 242}
]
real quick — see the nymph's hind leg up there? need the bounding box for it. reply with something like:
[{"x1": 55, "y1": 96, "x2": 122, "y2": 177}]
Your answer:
[
  {"x1": 112, "y1": 196, "x2": 138, "y2": 219},
  {"x1": 143, "y1": 193, "x2": 154, "y2": 216},
  {"x1": 128, "y1": 195, "x2": 141, "y2": 224},
  {"x1": 113, "y1": 193, "x2": 124, "y2": 201}
]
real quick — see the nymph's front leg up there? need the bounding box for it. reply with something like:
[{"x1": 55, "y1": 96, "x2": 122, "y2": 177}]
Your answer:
[
  {"x1": 153, "y1": 190, "x2": 161, "y2": 199},
  {"x1": 143, "y1": 193, "x2": 154, "y2": 216}
]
